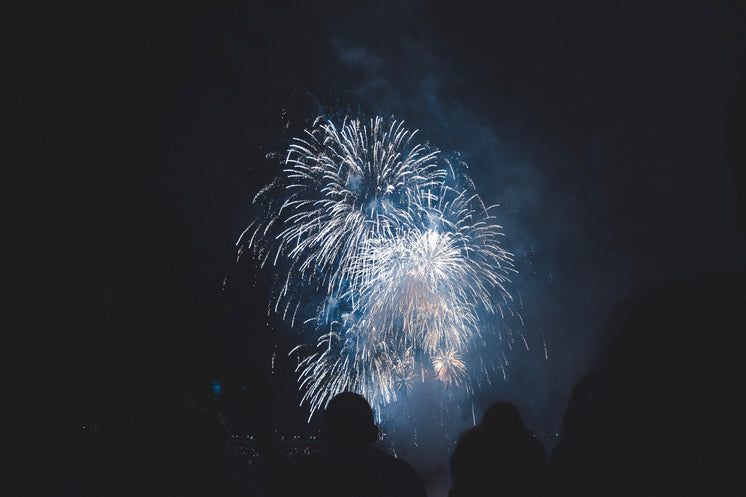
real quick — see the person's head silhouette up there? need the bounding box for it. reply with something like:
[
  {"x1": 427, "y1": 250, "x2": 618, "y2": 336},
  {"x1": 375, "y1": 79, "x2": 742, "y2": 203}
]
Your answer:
[
  {"x1": 322, "y1": 392, "x2": 379, "y2": 449},
  {"x1": 481, "y1": 401, "x2": 524, "y2": 433}
]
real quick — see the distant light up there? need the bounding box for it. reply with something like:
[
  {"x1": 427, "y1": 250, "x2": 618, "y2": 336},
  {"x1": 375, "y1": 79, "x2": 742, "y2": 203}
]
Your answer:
[
  {"x1": 241, "y1": 386, "x2": 247, "y2": 390},
  {"x1": 211, "y1": 381, "x2": 221, "y2": 396}
]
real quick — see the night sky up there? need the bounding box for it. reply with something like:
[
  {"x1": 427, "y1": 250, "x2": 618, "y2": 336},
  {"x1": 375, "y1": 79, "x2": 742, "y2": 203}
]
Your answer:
[{"x1": 16, "y1": 0, "x2": 745, "y2": 492}]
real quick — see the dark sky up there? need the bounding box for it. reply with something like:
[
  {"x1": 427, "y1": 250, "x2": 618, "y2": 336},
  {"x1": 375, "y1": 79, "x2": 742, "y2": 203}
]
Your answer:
[{"x1": 17, "y1": 0, "x2": 744, "y2": 478}]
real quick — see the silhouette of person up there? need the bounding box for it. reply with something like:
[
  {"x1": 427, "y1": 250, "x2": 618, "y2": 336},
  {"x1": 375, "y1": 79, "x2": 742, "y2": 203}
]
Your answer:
[
  {"x1": 550, "y1": 273, "x2": 745, "y2": 496},
  {"x1": 450, "y1": 401, "x2": 548, "y2": 497},
  {"x1": 548, "y1": 371, "x2": 625, "y2": 497},
  {"x1": 291, "y1": 392, "x2": 428, "y2": 497}
]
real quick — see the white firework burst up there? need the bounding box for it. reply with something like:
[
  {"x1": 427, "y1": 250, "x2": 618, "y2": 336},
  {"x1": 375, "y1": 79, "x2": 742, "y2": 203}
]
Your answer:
[{"x1": 241, "y1": 114, "x2": 517, "y2": 419}]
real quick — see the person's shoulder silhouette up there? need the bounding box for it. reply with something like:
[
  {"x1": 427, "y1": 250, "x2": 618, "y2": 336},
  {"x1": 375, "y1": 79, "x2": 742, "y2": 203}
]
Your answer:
[
  {"x1": 450, "y1": 401, "x2": 547, "y2": 497},
  {"x1": 550, "y1": 273, "x2": 745, "y2": 496},
  {"x1": 292, "y1": 392, "x2": 427, "y2": 497}
]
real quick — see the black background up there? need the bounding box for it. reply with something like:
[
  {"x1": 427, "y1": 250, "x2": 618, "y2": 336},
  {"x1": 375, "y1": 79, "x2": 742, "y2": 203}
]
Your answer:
[{"x1": 13, "y1": 0, "x2": 744, "y2": 493}]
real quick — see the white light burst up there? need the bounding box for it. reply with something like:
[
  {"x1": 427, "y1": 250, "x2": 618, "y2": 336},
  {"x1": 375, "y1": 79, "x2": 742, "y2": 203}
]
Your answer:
[{"x1": 240, "y1": 115, "x2": 516, "y2": 418}]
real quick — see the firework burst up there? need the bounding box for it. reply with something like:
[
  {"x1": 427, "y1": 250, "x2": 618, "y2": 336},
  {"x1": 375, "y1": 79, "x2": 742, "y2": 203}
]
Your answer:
[
  {"x1": 240, "y1": 114, "x2": 516, "y2": 418},
  {"x1": 432, "y1": 350, "x2": 467, "y2": 386},
  {"x1": 278, "y1": 116, "x2": 445, "y2": 293}
]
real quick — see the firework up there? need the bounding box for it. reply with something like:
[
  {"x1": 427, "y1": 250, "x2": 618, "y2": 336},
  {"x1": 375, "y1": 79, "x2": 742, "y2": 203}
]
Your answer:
[
  {"x1": 241, "y1": 115, "x2": 516, "y2": 418},
  {"x1": 432, "y1": 350, "x2": 467, "y2": 386},
  {"x1": 348, "y1": 187, "x2": 514, "y2": 353},
  {"x1": 277, "y1": 116, "x2": 444, "y2": 294}
]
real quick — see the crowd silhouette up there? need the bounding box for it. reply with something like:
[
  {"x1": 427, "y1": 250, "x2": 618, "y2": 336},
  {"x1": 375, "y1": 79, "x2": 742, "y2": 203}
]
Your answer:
[
  {"x1": 290, "y1": 273, "x2": 742, "y2": 496},
  {"x1": 54, "y1": 273, "x2": 741, "y2": 496}
]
